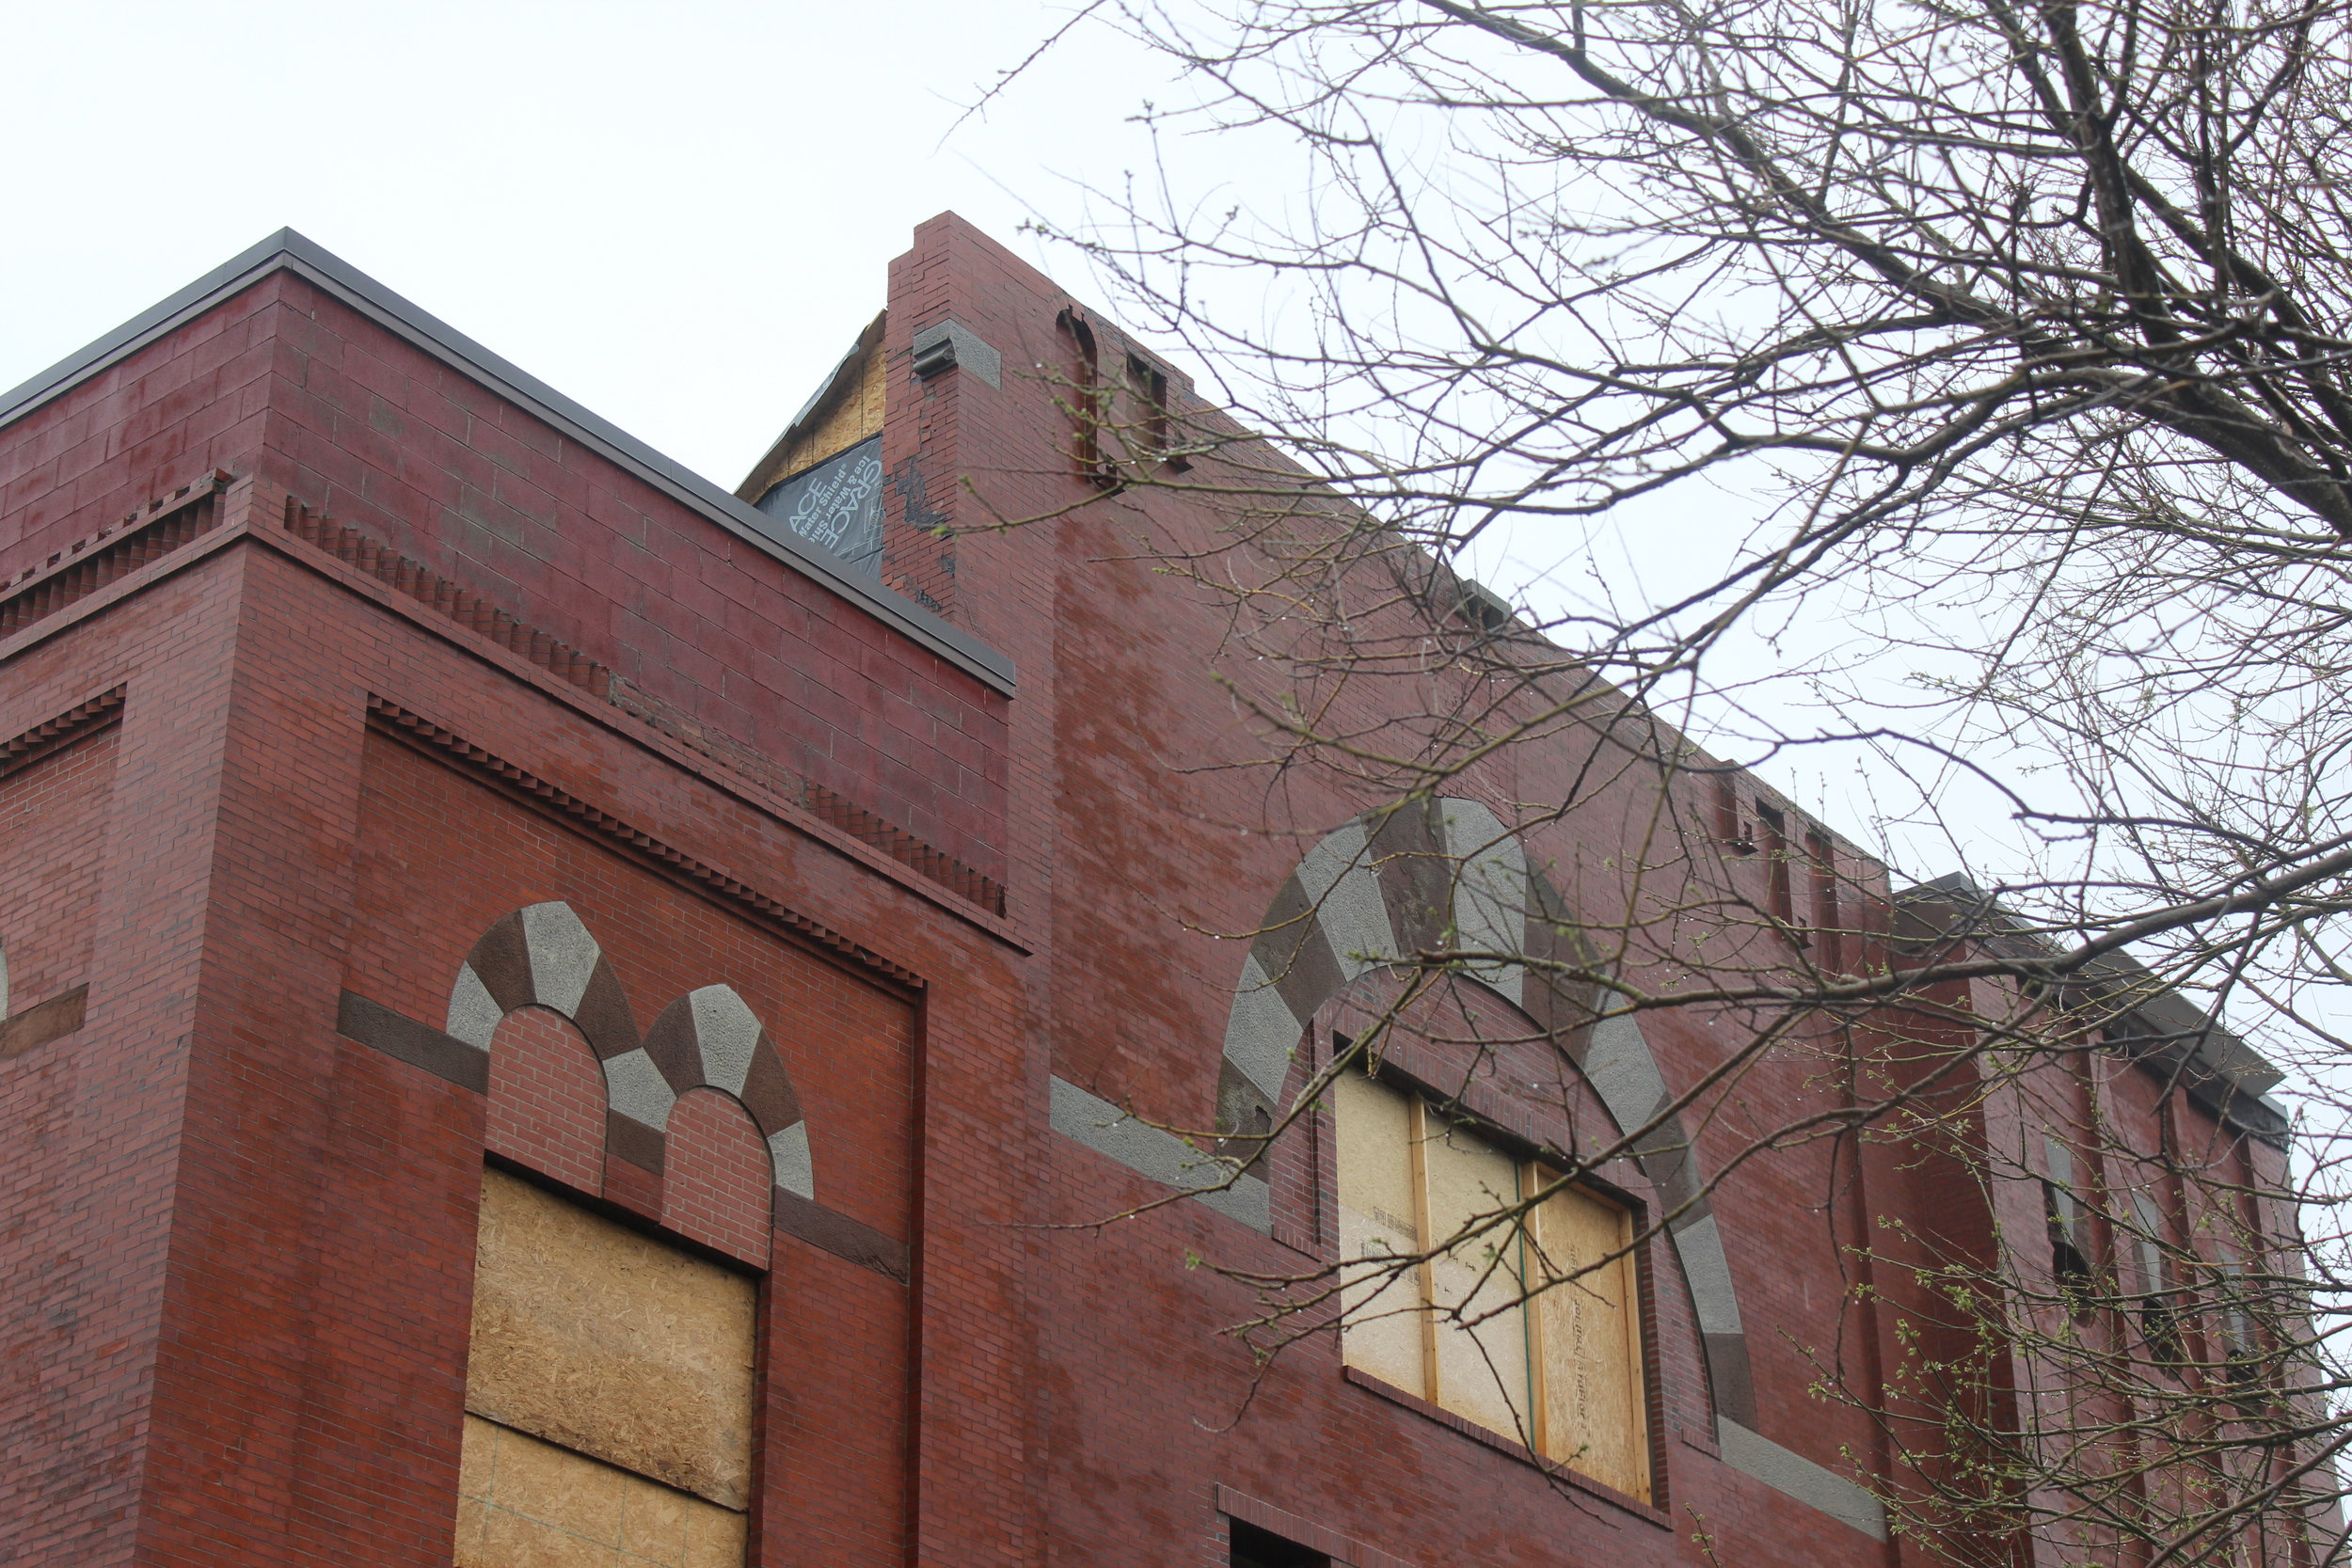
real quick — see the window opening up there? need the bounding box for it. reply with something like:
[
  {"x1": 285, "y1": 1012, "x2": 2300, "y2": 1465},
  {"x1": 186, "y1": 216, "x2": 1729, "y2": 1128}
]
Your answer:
[
  {"x1": 1057, "y1": 308, "x2": 1115, "y2": 488},
  {"x1": 1230, "y1": 1518, "x2": 1330, "y2": 1568},
  {"x1": 1333, "y1": 1069, "x2": 1650, "y2": 1499},
  {"x1": 1756, "y1": 802, "x2": 1795, "y2": 927},
  {"x1": 1124, "y1": 351, "x2": 1183, "y2": 468},
  {"x1": 1805, "y1": 830, "x2": 1840, "y2": 969},
  {"x1": 2130, "y1": 1190, "x2": 2185, "y2": 1369},
  {"x1": 2213, "y1": 1244, "x2": 2265, "y2": 1399},
  {"x1": 1713, "y1": 775, "x2": 1755, "y2": 854},
  {"x1": 453, "y1": 1168, "x2": 755, "y2": 1567},
  {"x1": 2042, "y1": 1137, "x2": 2093, "y2": 1319}
]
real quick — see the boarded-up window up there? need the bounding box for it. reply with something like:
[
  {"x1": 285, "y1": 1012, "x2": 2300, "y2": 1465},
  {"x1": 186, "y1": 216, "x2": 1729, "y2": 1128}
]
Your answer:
[
  {"x1": 454, "y1": 1168, "x2": 755, "y2": 1567},
  {"x1": 1335, "y1": 1070, "x2": 1649, "y2": 1500},
  {"x1": 1526, "y1": 1172, "x2": 1650, "y2": 1497}
]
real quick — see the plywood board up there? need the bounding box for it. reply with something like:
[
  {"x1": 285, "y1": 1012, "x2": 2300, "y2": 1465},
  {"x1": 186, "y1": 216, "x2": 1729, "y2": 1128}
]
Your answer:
[
  {"x1": 1532, "y1": 1182, "x2": 1650, "y2": 1500},
  {"x1": 467, "y1": 1168, "x2": 758, "y2": 1510},
  {"x1": 1422, "y1": 1117, "x2": 1531, "y2": 1441},
  {"x1": 1332, "y1": 1070, "x2": 1430, "y2": 1398},
  {"x1": 454, "y1": 1413, "x2": 747, "y2": 1568}
]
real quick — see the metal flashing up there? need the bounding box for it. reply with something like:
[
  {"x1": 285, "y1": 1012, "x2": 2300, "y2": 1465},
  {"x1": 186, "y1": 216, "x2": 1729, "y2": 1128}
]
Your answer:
[
  {"x1": 776, "y1": 310, "x2": 888, "y2": 452},
  {"x1": 736, "y1": 310, "x2": 890, "y2": 508},
  {"x1": 0, "y1": 230, "x2": 1015, "y2": 696}
]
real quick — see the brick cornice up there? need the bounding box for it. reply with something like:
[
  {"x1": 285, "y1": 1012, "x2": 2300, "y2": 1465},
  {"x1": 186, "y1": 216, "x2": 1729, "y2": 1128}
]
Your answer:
[
  {"x1": 0, "y1": 685, "x2": 126, "y2": 783},
  {"x1": 258, "y1": 502, "x2": 1025, "y2": 950},
  {"x1": 0, "y1": 229, "x2": 1016, "y2": 693},
  {"x1": 366, "y1": 697, "x2": 926, "y2": 993},
  {"x1": 0, "y1": 471, "x2": 1025, "y2": 948},
  {"x1": 0, "y1": 471, "x2": 230, "y2": 636}
]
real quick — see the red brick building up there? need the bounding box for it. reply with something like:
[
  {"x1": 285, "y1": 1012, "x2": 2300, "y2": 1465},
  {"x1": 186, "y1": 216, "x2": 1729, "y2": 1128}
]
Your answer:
[{"x1": 0, "y1": 218, "x2": 2302, "y2": 1567}]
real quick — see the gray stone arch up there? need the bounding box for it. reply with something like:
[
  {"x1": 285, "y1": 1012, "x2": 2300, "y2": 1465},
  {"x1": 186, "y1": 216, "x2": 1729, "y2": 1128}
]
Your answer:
[
  {"x1": 1215, "y1": 798, "x2": 1756, "y2": 1427},
  {"x1": 1210, "y1": 799, "x2": 1884, "y2": 1537},
  {"x1": 443, "y1": 901, "x2": 813, "y2": 1200}
]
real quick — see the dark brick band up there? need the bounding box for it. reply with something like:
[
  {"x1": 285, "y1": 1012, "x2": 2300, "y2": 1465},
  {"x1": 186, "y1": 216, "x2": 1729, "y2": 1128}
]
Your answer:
[
  {"x1": 336, "y1": 990, "x2": 488, "y2": 1093},
  {"x1": 604, "y1": 1112, "x2": 667, "y2": 1176},
  {"x1": 0, "y1": 985, "x2": 87, "y2": 1062},
  {"x1": 771, "y1": 1188, "x2": 909, "y2": 1284}
]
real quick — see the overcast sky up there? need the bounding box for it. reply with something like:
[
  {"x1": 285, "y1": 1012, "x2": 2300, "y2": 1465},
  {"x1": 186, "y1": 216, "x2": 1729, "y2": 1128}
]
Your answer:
[
  {"x1": 0, "y1": 0, "x2": 1175, "y2": 490},
  {"x1": 0, "y1": 3, "x2": 2018, "y2": 861},
  {"x1": 11, "y1": 3, "x2": 2343, "y2": 1085},
  {"x1": 0, "y1": 3, "x2": 2174, "y2": 895}
]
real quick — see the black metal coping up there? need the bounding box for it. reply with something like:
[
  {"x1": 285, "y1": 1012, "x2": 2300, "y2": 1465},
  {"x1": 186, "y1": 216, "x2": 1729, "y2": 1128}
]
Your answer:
[
  {"x1": 1895, "y1": 872, "x2": 2291, "y2": 1144},
  {"x1": 0, "y1": 230, "x2": 1016, "y2": 696}
]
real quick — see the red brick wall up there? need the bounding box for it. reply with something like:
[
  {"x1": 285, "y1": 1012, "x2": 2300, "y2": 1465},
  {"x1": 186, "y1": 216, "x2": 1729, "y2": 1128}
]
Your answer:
[
  {"x1": 0, "y1": 269, "x2": 1010, "y2": 890},
  {"x1": 349, "y1": 722, "x2": 918, "y2": 1245},
  {"x1": 662, "y1": 1088, "x2": 776, "y2": 1269},
  {"x1": 878, "y1": 214, "x2": 1916, "y2": 1564},
  {"x1": 0, "y1": 217, "x2": 2280, "y2": 1568},
  {"x1": 255, "y1": 274, "x2": 1009, "y2": 886},
  {"x1": 0, "y1": 556, "x2": 255, "y2": 1567},
  {"x1": 0, "y1": 724, "x2": 114, "y2": 1009},
  {"x1": 0, "y1": 294, "x2": 275, "y2": 580},
  {"x1": 0, "y1": 348, "x2": 964, "y2": 1560},
  {"x1": 0, "y1": 726, "x2": 122, "y2": 1541}
]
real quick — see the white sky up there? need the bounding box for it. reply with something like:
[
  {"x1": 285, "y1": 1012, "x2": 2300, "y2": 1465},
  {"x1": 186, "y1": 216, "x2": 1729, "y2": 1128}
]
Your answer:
[
  {"x1": 0, "y1": 0, "x2": 2188, "y2": 895},
  {"x1": 6, "y1": 2, "x2": 2331, "y2": 1075},
  {"x1": 0, "y1": 0, "x2": 1174, "y2": 492}
]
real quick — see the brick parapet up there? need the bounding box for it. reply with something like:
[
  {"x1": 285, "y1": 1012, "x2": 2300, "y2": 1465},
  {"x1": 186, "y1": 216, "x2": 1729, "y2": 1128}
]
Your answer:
[{"x1": 2, "y1": 269, "x2": 1012, "y2": 891}]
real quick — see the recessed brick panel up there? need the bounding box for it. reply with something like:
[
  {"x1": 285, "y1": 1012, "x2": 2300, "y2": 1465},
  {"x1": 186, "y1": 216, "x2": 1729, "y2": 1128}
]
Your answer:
[
  {"x1": 485, "y1": 1006, "x2": 608, "y2": 1196},
  {"x1": 0, "y1": 724, "x2": 114, "y2": 1013},
  {"x1": 348, "y1": 726, "x2": 916, "y2": 1244},
  {"x1": 662, "y1": 1087, "x2": 775, "y2": 1269}
]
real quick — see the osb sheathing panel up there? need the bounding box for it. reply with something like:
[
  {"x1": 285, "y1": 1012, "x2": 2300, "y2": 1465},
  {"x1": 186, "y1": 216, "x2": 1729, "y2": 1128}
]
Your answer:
[
  {"x1": 1533, "y1": 1183, "x2": 1649, "y2": 1501},
  {"x1": 455, "y1": 1414, "x2": 746, "y2": 1568},
  {"x1": 745, "y1": 315, "x2": 889, "y2": 500},
  {"x1": 1333, "y1": 1069, "x2": 1427, "y2": 1396},
  {"x1": 1422, "y1": 1117, "x2": 1534, "y2": 1439},
  {"x1": 467, "y1": 1169, "x2": 757, "y2": 1509}
]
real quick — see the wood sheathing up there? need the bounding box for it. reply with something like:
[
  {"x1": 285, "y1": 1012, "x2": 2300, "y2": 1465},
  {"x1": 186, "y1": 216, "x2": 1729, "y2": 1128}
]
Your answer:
[
  {"x1": 737, "y1": 311, "x2": 889, "y2": 505},
  {"x1": 455, "y1": 1169, "x2": 756, "y2": 1567}
]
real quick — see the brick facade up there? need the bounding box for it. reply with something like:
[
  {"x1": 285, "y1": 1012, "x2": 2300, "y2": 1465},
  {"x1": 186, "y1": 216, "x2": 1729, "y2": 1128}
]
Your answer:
[{"x1": 0, "y1": 221, "x2": 2297, "y2": 1567}]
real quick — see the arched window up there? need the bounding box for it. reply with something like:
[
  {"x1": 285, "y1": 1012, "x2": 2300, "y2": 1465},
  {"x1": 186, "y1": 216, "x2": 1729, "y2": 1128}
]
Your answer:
[
  {"x1": 438, "y1": 904, "x2": 792, "y2": 1568},
  {"x1": 1333, "y1": 1067, "x2": 1651, "y2": 1500}
]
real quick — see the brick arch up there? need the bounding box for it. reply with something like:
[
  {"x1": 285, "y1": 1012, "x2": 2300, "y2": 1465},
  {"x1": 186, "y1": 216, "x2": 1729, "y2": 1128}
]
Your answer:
[
  {"x1": 1218, "y1": 798, "x2": 1761, "y2": 1433},
  {"x1": 641, "y1": 986, "x2": 810, "y2": 1200},
  {"x1": 443, "y1": 902, "x2": 815, "y2": 1204},
  {"x1": 662, "y1": 1086, "x2": 776, "y2": 1268},
  {"x1": 484, "y1": 1006, "x2": 608, "y2": 1193}
]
